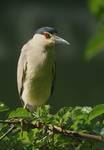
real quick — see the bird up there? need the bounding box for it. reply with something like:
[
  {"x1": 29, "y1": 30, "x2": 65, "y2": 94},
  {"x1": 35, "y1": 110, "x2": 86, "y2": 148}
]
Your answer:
[{"x1": 17, "y1": 27, "x2": 69, "y2": 112}]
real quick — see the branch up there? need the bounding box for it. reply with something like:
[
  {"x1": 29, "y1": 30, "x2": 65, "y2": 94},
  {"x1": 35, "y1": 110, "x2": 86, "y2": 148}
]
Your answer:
[
  {"x1": 0, "y1": 119, "x2": 104, "y2": 143},
  {"x1": 0, "y1": 124, "x2": 15, "y2": 141},
  {"x1": 53, "y1": 125, "x2": 104, "y2": 142}
]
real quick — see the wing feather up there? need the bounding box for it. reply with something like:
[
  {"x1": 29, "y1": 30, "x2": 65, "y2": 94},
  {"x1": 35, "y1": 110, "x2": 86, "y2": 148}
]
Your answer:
[
  {"x1": 17, "y1": 47, "x2": 27, "y2": 98},
  {"x1": 50, "y1": 62, "x2": 56, "y2": 96}
]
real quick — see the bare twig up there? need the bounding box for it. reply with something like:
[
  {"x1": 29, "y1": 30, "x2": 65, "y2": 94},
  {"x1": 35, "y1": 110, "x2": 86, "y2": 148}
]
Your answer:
[
  {"x1": 0, "y1": 124, "x2": 15, "y2": 141},
  {"x1": 53, "y1": 125, "x2": 104, "y2": 143}
]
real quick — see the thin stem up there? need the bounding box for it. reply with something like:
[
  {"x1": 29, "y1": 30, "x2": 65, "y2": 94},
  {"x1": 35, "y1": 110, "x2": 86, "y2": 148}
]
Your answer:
[{"x1": 0, "y1": 124, "x2": 15, "y2": 141}]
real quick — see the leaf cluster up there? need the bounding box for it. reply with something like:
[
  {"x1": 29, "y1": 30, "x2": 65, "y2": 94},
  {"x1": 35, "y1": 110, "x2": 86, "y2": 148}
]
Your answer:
[
  {"x1": 0, "y1": 103, "x2": 104, "y2": 150},
  {"x1": 85, "y1": 0, "x2": 104, "y2": 60}
]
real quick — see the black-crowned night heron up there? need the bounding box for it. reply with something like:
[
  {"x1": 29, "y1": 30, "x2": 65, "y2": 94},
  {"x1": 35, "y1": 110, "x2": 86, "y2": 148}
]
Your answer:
[{"x1": 17, "y1": 27, "x2": 69, "y2": 111}]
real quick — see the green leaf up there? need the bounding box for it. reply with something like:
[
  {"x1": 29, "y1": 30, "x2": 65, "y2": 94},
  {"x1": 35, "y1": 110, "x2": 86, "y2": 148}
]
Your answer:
[
  {"x1": 36, "y1": 105, "x2": 50, "y2": 116},
  {"x1": 84, "y1": 31, "x2": 104, "y2": 60},
  {"x1": 70, "y1": 107, "x2": 90, "y2": 131},
  {"x1": 9, "y1": 107, "x2": 31, "y2": 118},
  {"x1": 54, "y1": 107, "x2": 72, "y2": 126},
  {"x1": 0, "y1": 102, "x2": 9, "y2": 112},
  {"x1": 18, "y1": 131, "x2": 31, "y2": 143},
  {"x1": 35, "y1": 105, "x2": 54, "y2": 124},
  {"x1": 88, "y1": 0, "x2": 104, "y2": 16},
  {"x1": 88, "y1": 104, "x2": 104, "y2": 121},
  {"x1": 81, "y1": 107, "x2": 92, "y2": 114}
]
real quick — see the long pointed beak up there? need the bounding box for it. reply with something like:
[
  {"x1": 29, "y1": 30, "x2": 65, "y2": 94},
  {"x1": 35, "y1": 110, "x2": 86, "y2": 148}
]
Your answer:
[{"x1": 54, "y1": 35, "x2": 70, "y2": 45}]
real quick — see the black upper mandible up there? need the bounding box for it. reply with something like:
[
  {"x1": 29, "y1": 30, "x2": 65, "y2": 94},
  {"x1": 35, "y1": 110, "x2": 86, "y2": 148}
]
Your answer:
[{"x1": 35, "y1": 27, "x2": 57, "y2": 35}]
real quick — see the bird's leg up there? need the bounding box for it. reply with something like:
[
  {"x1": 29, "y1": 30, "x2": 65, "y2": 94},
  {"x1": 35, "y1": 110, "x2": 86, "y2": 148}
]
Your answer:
[{"x1": 23, "y1": 103, "x2": 27, "y2": 109}]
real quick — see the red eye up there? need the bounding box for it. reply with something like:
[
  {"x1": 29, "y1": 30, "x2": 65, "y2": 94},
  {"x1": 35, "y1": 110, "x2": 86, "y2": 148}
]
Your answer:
[{"x1": 43, "y1": 32, "x2": 51, "y2": 39}]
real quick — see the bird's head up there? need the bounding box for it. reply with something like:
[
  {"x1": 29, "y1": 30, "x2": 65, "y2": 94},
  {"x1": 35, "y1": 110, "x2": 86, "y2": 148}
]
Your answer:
[{"x1": 33, "y1": 27, "x2": 69, "y2": 47}]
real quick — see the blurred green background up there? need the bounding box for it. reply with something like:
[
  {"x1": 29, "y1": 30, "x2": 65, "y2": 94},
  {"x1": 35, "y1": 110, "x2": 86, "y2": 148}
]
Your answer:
[{"x1": 0, "y1": 0, "x2": 104, "y2": 111}]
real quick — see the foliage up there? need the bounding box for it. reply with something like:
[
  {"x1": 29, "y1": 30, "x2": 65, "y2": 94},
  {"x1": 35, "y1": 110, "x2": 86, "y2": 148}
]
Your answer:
[
  {"x1": 85, "y1": 0, "x2": 104, "y2": 60},
  {"x1": 88, "y1": 0, "x2": 104, "y2": 18},
  {"x1": 0, "y1": 102, "x2": 104, "y2": 150}
]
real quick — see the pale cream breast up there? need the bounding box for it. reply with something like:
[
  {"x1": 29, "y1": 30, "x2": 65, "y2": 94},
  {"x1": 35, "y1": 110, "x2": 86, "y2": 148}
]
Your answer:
[{"x1": 22, "y1": 40, "x2": 55, "y2": 106}]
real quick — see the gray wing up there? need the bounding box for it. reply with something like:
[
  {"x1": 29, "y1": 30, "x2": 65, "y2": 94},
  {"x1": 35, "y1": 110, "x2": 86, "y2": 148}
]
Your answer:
[
  {"x1": 50, "y1": 62, "x2": 56, "y2": 96},
  {"x1": 17, "y1": 47, "x2": 27, "y2": 98}
]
